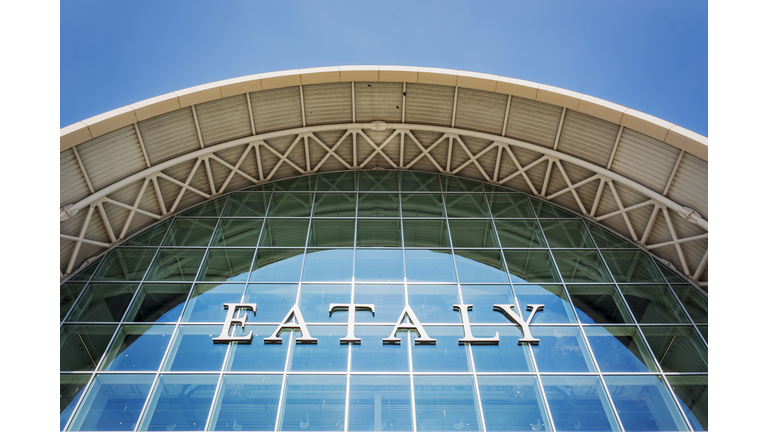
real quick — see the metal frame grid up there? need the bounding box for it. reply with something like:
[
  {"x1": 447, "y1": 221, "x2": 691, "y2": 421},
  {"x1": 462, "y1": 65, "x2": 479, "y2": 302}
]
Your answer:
[{"x1": 61, "y1": 170, "x2": 707, "y2": 432}]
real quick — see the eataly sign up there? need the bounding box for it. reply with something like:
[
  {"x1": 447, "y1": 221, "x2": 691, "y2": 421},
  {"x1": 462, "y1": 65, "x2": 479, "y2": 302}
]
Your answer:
[{"x1": 212, "y1": 302, "x2": 545, "y2": 345}]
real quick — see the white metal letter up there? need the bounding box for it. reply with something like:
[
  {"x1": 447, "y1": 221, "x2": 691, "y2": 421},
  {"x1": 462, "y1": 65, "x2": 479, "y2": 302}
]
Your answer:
[
  {"x1": 212, "y1": 303, "x2": 258, "y2": 343},
  {"x1": 383, "y1": 305, "x2": 436, "y2": 344},
  {"x1": 493, "y1": 304, "x2": 545, "y2": 344},
  {"x1": 264, "y1": 304, "x2": 317, "y2": 343},
  {"x1": 453, "y1": 304, "x2": 499, "y2": 344},
  {"x1": 329, "y1": 303, "x2": 375, "y2": 343}
]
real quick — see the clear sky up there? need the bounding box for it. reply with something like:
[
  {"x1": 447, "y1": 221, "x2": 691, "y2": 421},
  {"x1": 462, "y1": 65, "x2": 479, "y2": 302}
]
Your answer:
[{"x1": 60, "y1": 1, "x2": 708, "y2": 136}]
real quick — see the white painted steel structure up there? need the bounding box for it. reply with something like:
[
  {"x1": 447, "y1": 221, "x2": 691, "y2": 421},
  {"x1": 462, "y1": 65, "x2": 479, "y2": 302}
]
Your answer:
[{"x1": 60, "y1": 67, "x2": 708, "y2": 286}]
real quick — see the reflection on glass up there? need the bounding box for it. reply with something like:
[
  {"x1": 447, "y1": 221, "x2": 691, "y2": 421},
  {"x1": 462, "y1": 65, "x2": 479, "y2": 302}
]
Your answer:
[
  {"x1": 124, "y1": 283, "x2": 190, "y2": 323},
  {"x1": 313, "y1": 193, "x2": 356, "y2": 217},
  {"x1": 182, "y1": 284, "x2": 246, "y2": 322},
  {"x1": 401, "y1": 171, "x2": 441, "y2": 191},
  {"x1": 280, "y1": 375, "x2": 346, "y2": 431},
  {"x1": 60, "y1": 324, "x2": 117, "y2": 371},
  {"x1": 92, "y1": 248, "x2": 156, "y2": 281},
  {"x1": 448, "y1": 219, "x2": 499, "y2": 248},
  {"x1": 348, "y1": 375, "x2": 413, "y2": 431},
  {"x1": 444, "y1": 194, "x2": 489, "y2": 218},
  {"x1": 275, "y1": 176, "x2": 316, "y2": 191},
  {"x1": 302, "y1": 249, "x2": 354, "y2": 282},
  {"x1": 60, "y1": 374, "x2": 90, "y2": 430},
  {"x1": 656, "y1": 261, "x2": 689, "y2": 283},
  {"x1": 308, "y1": 219, "x2": 355, "y2": 247},
  {"x1": 567, "y1": 284, "x2": 633, "y2": 324},
  {"x1": 584, "y1": 326, "x2": 658, "y2": 372},
  {"x1": 486, "y1": 193, "x2": 535, "y2": 218},
  {"x1": 441, "y1": 176, "x2": 482, "y2": 192},
  {"x1": 163, "y1": 325, "x2": 228, "y2": 371},
  {"x1": 138, "y1": 374, "x2": 218, "y2": 431},
  {"x1": 267, "y1": 193, "x2": 313, "y2": 217},
  {"x1": 402, "y1": 219, "x2": 450, "y2": 247},
  {"x1": 260, "y1": 219, "x2": 309, "y2": 247},
  {"x1": 551, "y1": 250, "x2": 612, "y2": 283},
  {"x1": 355, "y1": 249, "x2": 404, "y2": 282},
  {"x1": 401, "y1": 193, "x2": 445, "y2": 217},
  {"x1": 357, "y1": 219, "x2": 402, "y2": 247},
  {"x1": 504, "y1": 250, "x2": 560, "y2": 283},
  {"x1": 514, "y1": 284, "x2": 576, "y2": 323},
  {"x1": 146, "y1": 248, "x2": 206, "y2": 282},
  {"x1": 358, "y1": 192, "x2": 400, "y2": 217},
  {"x1": 66, "y1": 283, "x2": 137, "y2": 322},
  {"x1": 122, "y1": 219, "x2": 171, "y2": 247},
  {"x1": 697, "y1": 325, "x2": 707, "y2": 343},
  {"x1": 601, "y1": 250, "x2": 665, "y2": 283},
  {"x1": 530, "y1": 199, "x2": 576, "y2": 218},
  {"x1": 667, "y1": 375, "x2": 708, "y2": 431},
  {"x1": 603, "y1": 375, "x2": 689, "y2": 432},
  {"x1": 317, "y1": 171, "x2": 357, "y2": 191},
  {"x1": 408, "y1": 285, "x2": 460, "y2": 322},
  {"x1": 222, "y1": 192, "x2": 271, "y2": 217},
  {"x1": 411, "y1": 326, "x2": 470, "y2": 372},
  {"x1": 454, "y1": 249, "x2": 508, "y2": 283},
  {"x1": 209, "y1": 375, "x2": 282, "y2": 431},
  {"x1": 350, "y1": 326, "x2": 409, "y2": 372},
  {"x1": 179, "y1": 195, "x2": 228, "y2": 217},
  {"x1": 619, "y1": 285, "x2": 690, "y2": 323},
  {"x1": 162, "y1": 218, "x2": 217, "y2": 246},
  {"x1": 413, "y1": 375, "x2": 480, "y2": 431},
  {"x1": 586, "y1": 221, "x2": 634, "y2": 248},
  {"x1": 642, "y1": 326, "x2": 708, "y2": 373},
  {"x1": 243, "y1": 183, "x2": 274, "y2": 192},
  {"x1": 290, "y1": 326, "x2": 348, "y2": 372},
  {"x1": 404, "y1": 249, "x2": 456, "y2": 282},
  {"x1": 530, "y1": 326, "x2": 595, "y2": 372},
  {"x1": 243, "y1": 284, "x2": 299, "y2": 323},
  {"x1": 212, "y1": 218, "x2": 263, "y2": 246},
  {"x1": 494, "y1": 219, "x2": 546, "y2": 248},
  {"x1": 299, "y1": 284, "x2": 352, "y2": 322},
  {"x1": 671, "y1": 285, "x2": 708, "y2": 323},
  {"x1": 471, "y1": 326, "x2": 535, "y2": 372},
  {"x1": 459, "y1": 285, "x2": 516, "y2": 323},
  {"x1": 478, "y1": 375, "x2": 551, "y2": 431},
  {"x1": 539, "y1": 219, "x2": 594, "y2": 248},
  {"x1": 360, "y1": 170, "x2": 398, "y2": 191},
  {"x1": 67, "y1": 374, "x2": 154, "y2": 431},
  {"x1": 197, "y1": 248, "x2": 255, "y2": 281},
  {"x1": 353, "y1": 285, "x2": 405, "y2": 323},
  {"x1": 540, "y1": 375, "x2": 620, "y2": 432},
  {"x1": 225, "y1": 325, "x2": 289, "y2": 372},
  {"x1": 250, "y1": 249, "x2": 304, "y2": 282},
  {"x1": 100, "y1": 324, "x2": 173, "y2": 371}
]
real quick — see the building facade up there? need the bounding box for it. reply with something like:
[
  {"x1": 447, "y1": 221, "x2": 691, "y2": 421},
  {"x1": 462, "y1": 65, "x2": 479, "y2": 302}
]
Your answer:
[{"x1": 60, "y1": 67, "x2": 708, "y2": 431}]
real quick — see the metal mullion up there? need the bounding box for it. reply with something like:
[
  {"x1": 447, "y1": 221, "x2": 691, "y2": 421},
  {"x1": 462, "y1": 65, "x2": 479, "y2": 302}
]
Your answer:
[
  {"x1": 132, "y1": 372, "x2": 162, "y2": 431},
  {"x1": 648, "y1": 258, "x2": 708, "y2": 348},
  {"x1": 203, "y1": 372, "x2": 226, "y2": 430},
  {"x1": 407, "y1": 330, "x2": 417, "y2": 432},
  {"x1": 275, "y1": 325, "x2": 295, "y2": 431}
]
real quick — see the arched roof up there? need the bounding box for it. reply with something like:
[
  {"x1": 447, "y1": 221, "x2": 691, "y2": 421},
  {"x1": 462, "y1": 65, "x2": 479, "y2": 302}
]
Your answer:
[{"x1": 60, "y1": 66, "x2": 708, "y2": 286}]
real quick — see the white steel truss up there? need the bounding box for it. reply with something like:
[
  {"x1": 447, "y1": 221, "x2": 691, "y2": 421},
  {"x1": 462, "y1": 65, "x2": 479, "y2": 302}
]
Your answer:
[{"x1": 61, "y1": 122, "x2": 708, "y2": 284}]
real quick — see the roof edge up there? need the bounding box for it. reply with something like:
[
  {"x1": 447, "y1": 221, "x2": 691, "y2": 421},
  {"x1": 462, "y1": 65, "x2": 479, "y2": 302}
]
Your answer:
[{"x1": 60, "y1": 66, "x2": 708, "y2": 160}]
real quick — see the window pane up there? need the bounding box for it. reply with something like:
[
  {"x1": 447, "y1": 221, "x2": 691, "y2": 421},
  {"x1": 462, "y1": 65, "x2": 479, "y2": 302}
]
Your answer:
[
  {"x1": 225, "y1": 325, "x2": 290, "y2": 372},
  {"x1": 353, "y1": 285, "x2": 405, "y2": 323},
  {"x1": 243, "y1": 283, "x2": 299, "y2": 323},
  {"x1": 641, "y1": 325, "x2": 708, "y2": 373},
  {"x1": 541, "y1": 375, "x2": 620, "y2": 432},
  {"x1": 243, "y1": 183, "x2": 273, "y2": 192},
  {"x1": 358, "y1": 192, "x2": 400, "y2": 217},
  {"x1": 567, "y1": 284, "x2": 633, "y2": 324},
  {"x1": 357, "y1": 219, "x2": 402, "y2": 247},
  {"x1": 620, "y1": 285, "x2": 690, "y2": 323},
  {"x1": 146, "y1": 248, "x2": 206, "y2": 282},
  {"x1": 601, "y1": 250, "x2": 665, "y2": 283},
  {"x1": 250, "y1": 249, "x2": 304, "y2": 282},
  {"x1": 163, "y1": 325, "x2": 228, "y2": 371},
  {"x1": 530, "y1": 326, "x2": 595, "y2": 372},
  {"x1": 494, "y1": 220, "x2": 546, "y2": 248},
  {"x1": 317, "y1": 171, "x2": 357, "y2": 191},
  {"x1": 60, "y1": 324, "x2": 117, "y2": 371},
  {"x1": 60, "y1": 374, "x2": 91, "y2": 430},
  {"x1": 478, "y1": 375, "x2": 551, "y2": 431},
  {"x1": 404, "y1": 249, "x2": 456, "y2": 282},
  {"x1": 401, "y1": 193, "x2": 445, "y2": 217},
  {"x1": 514, "y1": 284, "x2": 576, "y2": 323},
  {"x1": 470, "y1": 326, "x2": 535, "y2": 372},
  {"x1": 299, "y1": 284, "x2": 352, "y2": 323},
  {"x1": 209, "y1": 375, "x2": 282, "y2": 431},
  {"x1": 100, "y1": 324, "x2": 173, "y2": 371},
  {"x1": 162, "y1": 218, "x2": 217, "y2": 246},
  {"x1": 408, "y1": 284, "x2": 461, "y2": 323},
  {"x1": 308, "y1": 219, "x2": 355, "y2": 247},
  {"x1": 67, "y1": 374, "x2": 154, "y2": 431},
  {"x1": 223, "y1": 192, "x2": 271, "y2": 217},
  {"x1": 401, "y1": 171, "x2": 441, "y2": 191},
  {"x1": 503, "y1": 250, "x2": 560, "y2": 283},
  {"x1": 551, "y1": 250, "x2": 612, "y2": 283},
  {"x1": 313, "y1": 193, "x2": 357, "y2": 217},
  {"x1": 348, "y1": 376, "x2": 413, "y2": 431},
  {"x1": 138, "y1": 374, "x2": 218, "y2": 431},
  {"x1": 179, "y1": 195, "x2": 228, "y2": 217},
  {"x1": 441, "y1": 176, "x2": 482, "y2": 192},
  {"x1": 411, "y1": 326, "x2": 470, "y2": 372},
  {"x1": 403, "y1": 220, "x2": 450, "y2": 248},
  {"x1": 182, "y1": 283, "x2": 246, "y2": 323},
  {"x1": 355, "y1": 249, "x2": 404, "y2": 282},
  {"x1": 586, "y1": 221, "x2": 635, "y2": 248},
  {"x1": 487, "y1": 193, "x2": 535, "y2": 218},
  {"x1": 413, "y1": 375, "x2": 480, "y2": 432},
  {"x1": 360, "y1": 170, "x2": 398, "y2": 191},
  {"x1": 667, "y1": 375, "x2": 708, "y2": 431},
  {"x1": 302, "y1": 249, "x2": 354, "y2": 282},
  {"x1": 280, "y1": 375, "x2": 346, "y2": 431},
  {"x1": 212, "y1": 218, "x2": 263, "y2": 246},
  {"x1": 289, "y1": 326, "x2": 348, "y2": 372},
  {"x1": 197, "y1": 248, "x2": 255, "y2": 282},
  {"x1": 444, "y1": 194, "x2": 489, "y2": 218},
  {"x1": 459, "y1": 285, "x2": 516, "y2": 323},
  {"x1": 603, "y1": 375, "x2": 689, "y2": 432},
  {"x1": 539, "y1": 219, "x2": 595, "y2": 248},
  {"x1": 530, "y1": 199, "x2": 576, "y2": 218},
  {"x1": 92, "y1": 248, "x2": 156, "y2": 281},
  {"x1": 122, "y1": 219, "x2": 171, "y2": 247},
  {"x1": 671, "y1": 285, "x2": 708, "y2": 323},
  {"x1": 260, "y1": 219, "x2": 309, "y2": 247},
  {"x1": 124, "y1": 283, "x2": 190, "y2": 323},
  {"x1": 274, "y1": 176, "x2": 316, "y2": 191},
  {"x1": 448, "y1": 219, "x2": 499, "y2": 248},
  {"x1": 584, "y1": 326, "x2": 658, "y2": 373},
  {"x1": 454, "y1": 249, "x2": 508, "y2": 283},
  {"x1": 66, "y1": 283, "x2": 138, "y2": 322},
  {"x1": 268, "y1": 193, "x2": 313, "y2": 217},
  {"x1": 350, "y1": 326, "x2": 409, "y2": 372}
]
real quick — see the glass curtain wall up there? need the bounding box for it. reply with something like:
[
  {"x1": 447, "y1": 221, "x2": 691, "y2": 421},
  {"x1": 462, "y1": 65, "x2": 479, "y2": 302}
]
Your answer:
[{"x1": 61, "y1": 171, "x2": 708, "y2": 431}]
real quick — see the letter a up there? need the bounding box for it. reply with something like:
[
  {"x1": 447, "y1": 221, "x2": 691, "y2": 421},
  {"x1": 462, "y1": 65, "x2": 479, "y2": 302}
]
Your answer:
[
  {"x1": 383, "y1": 305, "x2": 436, "y2": 344},
  {"x1": 264, "y1": 304, "x2": 317, "y2": 343}
]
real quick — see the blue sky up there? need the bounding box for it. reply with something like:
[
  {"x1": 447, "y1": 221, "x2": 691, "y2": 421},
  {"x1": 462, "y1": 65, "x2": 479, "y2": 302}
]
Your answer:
[{"x1": 61, "y1": 1, "x2": 708, "y2": 136}]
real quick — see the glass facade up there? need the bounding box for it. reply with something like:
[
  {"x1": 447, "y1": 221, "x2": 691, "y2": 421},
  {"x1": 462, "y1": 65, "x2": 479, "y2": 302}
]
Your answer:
[{"x1": 61, "y1": 171, "x2": 707, "y2": 431}]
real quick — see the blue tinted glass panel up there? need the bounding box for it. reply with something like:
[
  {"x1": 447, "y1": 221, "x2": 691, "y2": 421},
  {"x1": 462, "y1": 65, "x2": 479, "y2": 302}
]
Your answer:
[
  {"x1": 454, "y1": 249, "x2": 508, "y2": 283},
  {"x1": 407, "y1": 285, "x2": 461, "y2": 323},
  {"x1": 604, "y1": 375, "x2": 689, "y2": 432},
  {"x1": 138, "y1": 374, "x2": 218, "y2": 431},
  {"x1": 302, "y1": 249, "x2": 354, "y2": 282},
  {"x1": 405, "y1": 249, "x2": 457, "y2": 283},
  {"x1": 163, "y1": 325, "x2": 228, "y2": 371},
  {"x1": 353, "y1": 285, "x2": 405, "y2": 323},
  {"x1": 584, "y1": 326, "x2": 659, "y2": 373},
  {"x1": 197, "y1": 248, "x2": 255, "y2": 282},
  {"x1": 411, "y1": 326, "x2": 470, "y2": 372},
  {"x1": 667, "y1": 375, "x2": 707, "y2": 431},
  {"x1": 355, "y1": 249, "x2": 404, "y2": 282},
  {"x1": 530, "y1": 327, "x2": 596, "y2": 372},
  {"x1": 210, "y1": 375, "x2": 282, "y2": 431},
  {"x1": 60, "y1": 374, "x2": 90, "y2": 431},
  {"x1": 470, "y1": 326, "x2": 535, "y2": 372},
  {"x1": 459, "y1": 285, "x2": 516, "y2": 323},
  {"x1": 478, "y1": 375, "x2": 551, "y2": 431},
  {"x1": 413, "y1": 375, "x2": 480, "y2": 432},
  {"x1": 225, "y1": 325, "x2": 289, "y2": 372},
  {"x1": 124, "y1": 283, "x2": 190, "y2": 323},
  {"x1": 289, "y1": 326, "x2": 348, "y2": 372},
  {"x1": 280, "y1": 375, "x2": 346, "y2": 431},
  {"x1": 350, "y1": 326, "x2": 409, "y2": 372},
  {"x1": 250, "y1": 249, "x2": 304, "y2": 282},
  {"x1": 299, "y1": 284, "x2": 352, "y2": 323},
  {"x1": 68, "y1": 374, "x2": 154, "y2": 431},
  {"x1": 182, "y1": 283, "x2": 246, "y2": 322},
  {"x1": 348, "y1": 375, "x2": 413, "y2": 431},
  {"x1": 243, "y1": 284, "x2": 299, "y2": 323},
  {"x1": 541, "y1": 375, "x2": 620, "y2": 432},
  {"x1": 514, "y1": 284, "x2": 576, "y2": 324},
  {"x1": 100, "y1": 324, "x2": 174, "y2": 371}
]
